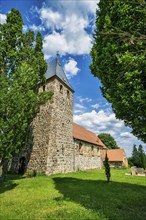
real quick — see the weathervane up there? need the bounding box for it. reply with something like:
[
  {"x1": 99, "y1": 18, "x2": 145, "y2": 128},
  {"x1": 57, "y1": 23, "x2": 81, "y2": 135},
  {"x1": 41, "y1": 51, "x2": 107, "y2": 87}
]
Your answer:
[{"x1": 56, "y1": 51, "x2": 59, "y2": 58}]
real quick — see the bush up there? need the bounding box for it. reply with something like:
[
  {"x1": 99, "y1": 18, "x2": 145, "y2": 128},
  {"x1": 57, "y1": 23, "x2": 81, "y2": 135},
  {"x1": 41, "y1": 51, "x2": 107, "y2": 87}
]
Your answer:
[
  {"x1": 25, "y1": 170, "x2": 37, "y2": 178},
  {"x1": 104, "y1": 153, "x2": 111, "y2": 182}
]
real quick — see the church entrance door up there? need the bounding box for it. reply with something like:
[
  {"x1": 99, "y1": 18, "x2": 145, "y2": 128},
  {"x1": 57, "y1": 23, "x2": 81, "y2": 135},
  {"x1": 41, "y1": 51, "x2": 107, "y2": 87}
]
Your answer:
[{"x1": 18, "y1": 157, "x2": 26, "y2": 174}]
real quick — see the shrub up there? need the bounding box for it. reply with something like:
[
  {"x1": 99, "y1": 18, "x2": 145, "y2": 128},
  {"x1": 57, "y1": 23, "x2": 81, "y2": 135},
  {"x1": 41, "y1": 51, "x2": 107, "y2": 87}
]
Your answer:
[
  {"x1": 25, "y1": 169, "x2": 37, "y2": 178},
  {"x1": 104, "y1": 153, "x2": 111, "y2": 182}
]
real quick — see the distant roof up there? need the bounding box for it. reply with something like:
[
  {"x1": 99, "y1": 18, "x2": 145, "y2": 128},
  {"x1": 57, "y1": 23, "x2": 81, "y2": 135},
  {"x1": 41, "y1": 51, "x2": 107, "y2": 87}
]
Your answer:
[
  {"x1": 73, "y1": 123, "x2": 106, "y2": 148},
  {"x1": 103, "y1": 149, "x2": 126, "y2": 161},
  {"x1": 45, "y1": 57, "x2": 74, "y2": 91}
]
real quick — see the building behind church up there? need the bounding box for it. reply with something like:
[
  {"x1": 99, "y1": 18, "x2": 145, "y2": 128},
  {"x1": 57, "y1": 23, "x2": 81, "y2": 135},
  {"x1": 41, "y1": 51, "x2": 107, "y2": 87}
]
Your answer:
[
  {"x1": 102, "y1": 149, "x2": 128, "y2": 168},
  {"x1": 10, "y1": 57, "x2": 106, "y2": 175}
]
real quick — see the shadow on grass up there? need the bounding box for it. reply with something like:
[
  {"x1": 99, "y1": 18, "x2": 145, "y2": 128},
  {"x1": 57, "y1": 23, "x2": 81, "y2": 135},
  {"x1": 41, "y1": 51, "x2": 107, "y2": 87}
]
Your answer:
[
  {"x1": 0, "y1": 174, "x2": 24, "y2": 194},
  {"x1": 53, "y1": 177, "x2": 146, "y2": 220}
]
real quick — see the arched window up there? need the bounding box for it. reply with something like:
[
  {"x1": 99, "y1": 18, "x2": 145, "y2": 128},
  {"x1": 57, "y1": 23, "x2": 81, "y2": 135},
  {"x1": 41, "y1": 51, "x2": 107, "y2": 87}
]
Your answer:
[
  {"x1": 60, "y1": 84, "x2": 63, "y2": 92},
  {"x1": 79, "y1": 142, "x2": 82, "y2": 150},
  {"x1": 79, "y1": 143, "x2": 83, "y2": 155},
  {"x1": 18, "y1": 157, "x2": 26, "y2": 175},
  {"x1": 43, "y1": 85, "x2": 45, "y2": 91},
  {"x1": 67, "y1": 90, "x2": 70, "y2": 98}
]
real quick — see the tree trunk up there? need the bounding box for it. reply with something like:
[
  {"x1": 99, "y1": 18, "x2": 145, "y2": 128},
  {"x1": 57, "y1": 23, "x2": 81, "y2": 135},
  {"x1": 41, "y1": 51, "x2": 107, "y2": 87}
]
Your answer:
[{"x1": 0, "y1": 160, "x2": 9, "y2": 181}]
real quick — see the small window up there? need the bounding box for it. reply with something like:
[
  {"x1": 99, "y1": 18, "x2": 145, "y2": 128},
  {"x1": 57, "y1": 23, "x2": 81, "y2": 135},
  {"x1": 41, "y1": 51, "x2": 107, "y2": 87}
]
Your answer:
[
  {"x1": 67, "y1": 90, "x2": 69, "y2": 97},
  {"x1": 91, "y1": 146, "x2": 94, "y2": 151},
  {"x1": 43, "y1": 85, "x2": 45, "y2": 91},
  {"x1": 60, "y1": 85, "x2": 63, "y2": 92},
  {"x1": 79, "y1": 142, "x2": 82, "y2": 150},
  {"x1": 79, "y1": 143, "x2": 83, "y2": 155},
  {"x1": 18, "y1": 157, "x2": 26, "y2": 175}
]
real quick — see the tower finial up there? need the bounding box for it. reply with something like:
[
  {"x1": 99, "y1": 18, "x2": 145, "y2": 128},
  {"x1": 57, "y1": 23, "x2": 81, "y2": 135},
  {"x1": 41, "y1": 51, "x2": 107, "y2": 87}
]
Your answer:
[{"x1": 56, "y1": 51, "x2": 59, "y2": 58}]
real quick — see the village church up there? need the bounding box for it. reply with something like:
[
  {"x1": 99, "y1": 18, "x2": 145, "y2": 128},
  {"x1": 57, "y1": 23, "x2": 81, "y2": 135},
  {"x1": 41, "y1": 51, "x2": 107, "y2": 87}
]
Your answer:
[{"x1": 10, "y1": 57, "x2": 107, "y2": 175}]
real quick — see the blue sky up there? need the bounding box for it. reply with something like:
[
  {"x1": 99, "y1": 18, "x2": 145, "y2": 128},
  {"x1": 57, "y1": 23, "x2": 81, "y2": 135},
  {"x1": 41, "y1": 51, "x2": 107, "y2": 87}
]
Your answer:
[{"x1": 1, "y1": 0, "x2": 146, "y2": 156}]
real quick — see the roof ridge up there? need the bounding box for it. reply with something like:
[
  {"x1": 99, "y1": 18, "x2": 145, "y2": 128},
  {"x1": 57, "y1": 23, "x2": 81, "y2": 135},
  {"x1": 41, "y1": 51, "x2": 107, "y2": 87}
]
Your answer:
[
  {"x1": 73, "y1": 122, "x2": 106, "y2": 148},
  {"x1": 73, "y1": 122, "x2": 96, "y2": 135}
]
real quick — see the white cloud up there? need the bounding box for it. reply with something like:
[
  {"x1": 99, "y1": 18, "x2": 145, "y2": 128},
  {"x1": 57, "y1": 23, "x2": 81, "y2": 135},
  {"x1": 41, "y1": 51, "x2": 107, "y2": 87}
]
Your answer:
[
  {"x1": 64, "y1": 58, "x2": 80, "y2": 79},
  {"x1": 39, "y1": 7, "x2": 62, "y2": 30},
  {"x1": 43, "y1": 32, "x2": 68, "y2": 58},
  {"x1": 29, "y1": 24, "x2": 45, "y2": 32},
  {"x1": 74, "y1": 103, "x2": 86, "y2": 115},
  {"x1": 33, "y1": 1, "x2": 97, "y2": 58},
  {"x1": 91, "y1": 103, "x2": 100, "y2": 109},
  {"x1": 73, "y1": 109, "x2": 146, "y2": 156},
  {"x1": 23, "y1": 24, "x2": 45, "y2": 33},
  {"x1": 77, "y1": 97, "x2": 92, "y2": 103},
  {"x1": 74, "y1": 109, "x2": 85, "y2": 114},
  {"x1": 0, "y1": 13, "x2": 6, "y2": 24},
  {"x1": 74, "y1": 110, "x2": 124, "y2": 133},
  {"x1": 43, "y1": 15, "x2": 92, "y2": 58},
  {"x1": 23, "y1": 25, "x2": 28, "y2": 33},
  {"x1": 74, "y1": 103, "x2": 86, "y2": 109},
  {"x1": 59, "y1": 0, "x2": 99, "y2": 15},
  {"x1": 120, "y1": 132, "x2": 133, "y2": 138}
]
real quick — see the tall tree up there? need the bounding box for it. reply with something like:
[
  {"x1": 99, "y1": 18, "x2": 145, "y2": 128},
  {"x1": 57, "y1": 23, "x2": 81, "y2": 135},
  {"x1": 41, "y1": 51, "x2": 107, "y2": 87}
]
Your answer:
[
  {"x1": 130, "y1": 144, "x2": 146, "y2": 168},
  {"x1": 0, "y1": 9, "x2": 53, "y2": 176},
  {"x1": 90, "y1": 0, "x2": 146, "y2": 143},
  {"x1": 104, "y1": 153, "x2": 111, "y2": 182},
  {"x1": 132, "y1": 144, "x2": 140, "y2": 167},
  {"x1": 138, "y1": 145, "x2": 146, "y2": 169},
  {"x1": 98, "y1": 133, "x2": 119, "y2": 149}
]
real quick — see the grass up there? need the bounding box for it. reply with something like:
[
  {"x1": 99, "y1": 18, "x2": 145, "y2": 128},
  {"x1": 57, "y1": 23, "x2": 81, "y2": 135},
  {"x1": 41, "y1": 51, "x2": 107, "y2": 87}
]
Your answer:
[{"x1": 0, "y1": 169, "x2": 146, "y2": 220}]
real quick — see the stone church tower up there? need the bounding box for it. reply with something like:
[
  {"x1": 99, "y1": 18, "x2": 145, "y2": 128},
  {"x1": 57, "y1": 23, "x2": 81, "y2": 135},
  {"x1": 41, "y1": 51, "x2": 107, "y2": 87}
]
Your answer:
[
  {"x1": 10, "y1": 57, "x2": 105, "y2": 175},
  {"x1": 11, "y1": 57, "x2": 74, "y2": 175},
  {"x1": 28, "y1": 57, "x2": 74, "y2": 174}
]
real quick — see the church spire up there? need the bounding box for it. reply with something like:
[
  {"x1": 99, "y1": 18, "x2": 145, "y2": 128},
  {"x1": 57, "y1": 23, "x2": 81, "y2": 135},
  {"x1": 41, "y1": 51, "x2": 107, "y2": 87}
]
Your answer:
[
  {"x1": 45, "y1": 56, "x2": 74, "y2": 92},
  {"x1": 56, "y1": 51, "x2": 59, "y2": 58}
]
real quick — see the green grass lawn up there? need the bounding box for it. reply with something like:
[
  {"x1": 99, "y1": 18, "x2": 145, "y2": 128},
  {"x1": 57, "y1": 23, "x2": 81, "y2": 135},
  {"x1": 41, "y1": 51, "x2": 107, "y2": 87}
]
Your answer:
[{"x1": 0, "y1": 169, "x2": 146, "y2": 220}]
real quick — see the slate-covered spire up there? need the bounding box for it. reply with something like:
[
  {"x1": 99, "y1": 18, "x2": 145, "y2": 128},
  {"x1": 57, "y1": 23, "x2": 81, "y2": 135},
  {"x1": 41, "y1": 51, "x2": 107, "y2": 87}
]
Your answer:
[{"x1": 45, "y1": 55, "x2": 74, "y2": 92}]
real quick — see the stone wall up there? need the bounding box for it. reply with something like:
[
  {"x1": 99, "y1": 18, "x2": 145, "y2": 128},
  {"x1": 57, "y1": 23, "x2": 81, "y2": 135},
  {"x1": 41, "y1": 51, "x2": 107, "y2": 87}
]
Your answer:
[
  {"x1": 9, "y1": 76, "x2": 103, "y2": 175},
  {"x1": 73, "y1": 139, "x2": 102, "y2": 171},
  {"x1": 25, "y1": 77, "x2": 74, "y2": 175},
  {"x1": 45, "y1": 77, "x2": 74, "y2": 174},
  {"x1": 10, "y1": 76, "x2": 74, "y2": 175}
]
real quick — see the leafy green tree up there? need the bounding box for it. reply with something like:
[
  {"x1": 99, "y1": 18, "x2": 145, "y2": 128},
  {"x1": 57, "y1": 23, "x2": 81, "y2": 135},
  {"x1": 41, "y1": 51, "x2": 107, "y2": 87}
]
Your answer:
[
  {"x1": 98, "y1": 133, "x2": 119, "y2": 149},
  {"x1": 127, "y1": 157, "x2": 134, "y2": 167},
  {"x1": 131, "y1": 144, "x2": 146, "y2": 168},
  {"x1": 0, "y1": 9, "x2": 53, "y2": 177},
  {"x1": 138, "y1": 145, "x2": 146, "y2": 169},
  {"x1": 90, "y1": 0, "x2": 146, "y2": 143},
  {"x1": 104, "y1": 153, "x2": 111, "y2": 182},
  {"x1": 132, "y1": 144, "x2": 140, "y2": 167}
]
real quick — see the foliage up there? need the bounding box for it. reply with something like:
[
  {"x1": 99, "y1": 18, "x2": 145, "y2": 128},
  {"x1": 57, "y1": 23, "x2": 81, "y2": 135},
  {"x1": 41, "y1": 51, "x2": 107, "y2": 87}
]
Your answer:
[
  {"x1": 132, "y1": 144, "x2": 141, "y2": 167},
  {"x1": 104, "y1": 153, "x2": 111, "y2": 182},
  {"x1": 25, "y1": 169, "x2": 46, "y2": 177},
  {"x1": 138, "y1": 144, "x2": 146, "y2": 169},
  {"x1": 25, "y1": 169, "x2": 37, "y2": 178},
  {"x1": 90, "y1": 0, "x2": 146, "y2": 143},
  {"x1": 129, "y1": 144, "x2": 146, "y2": 168},
  {"x1": 0, "y1": 9, "x2": 53, "y2": 172},
  {"x1": 127, "y1": 157, "x2": 134, "y2": 167},
  {"x1": 0, "y1": 169, "x2": 145, "y2": 220},
  {"x1": 98, "y1": 133, "x2": 119, "y2": 149}
]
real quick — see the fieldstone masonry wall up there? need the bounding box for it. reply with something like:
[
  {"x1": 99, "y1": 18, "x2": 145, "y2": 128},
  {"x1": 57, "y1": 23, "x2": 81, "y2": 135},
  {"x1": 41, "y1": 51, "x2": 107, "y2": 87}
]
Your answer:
[
  {"x1": 27, "y1": 77, "x2": 74, "y2": 174},
  {"x1": 10, "y1": 75, "x2": 103, "y2": 175},
  {"x1": 73, "y1": 139, "x2": 102, "y2": 171}
]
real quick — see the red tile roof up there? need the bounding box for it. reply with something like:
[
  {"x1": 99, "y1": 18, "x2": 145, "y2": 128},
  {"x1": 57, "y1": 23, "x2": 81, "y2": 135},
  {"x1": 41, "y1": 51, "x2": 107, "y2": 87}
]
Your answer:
[
  {"x1": 103, "y1": 149, "x2": 126, "y2": 161},
  {"x1": 73, "y1": 123, "x2": 106, "y2": 148}
]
